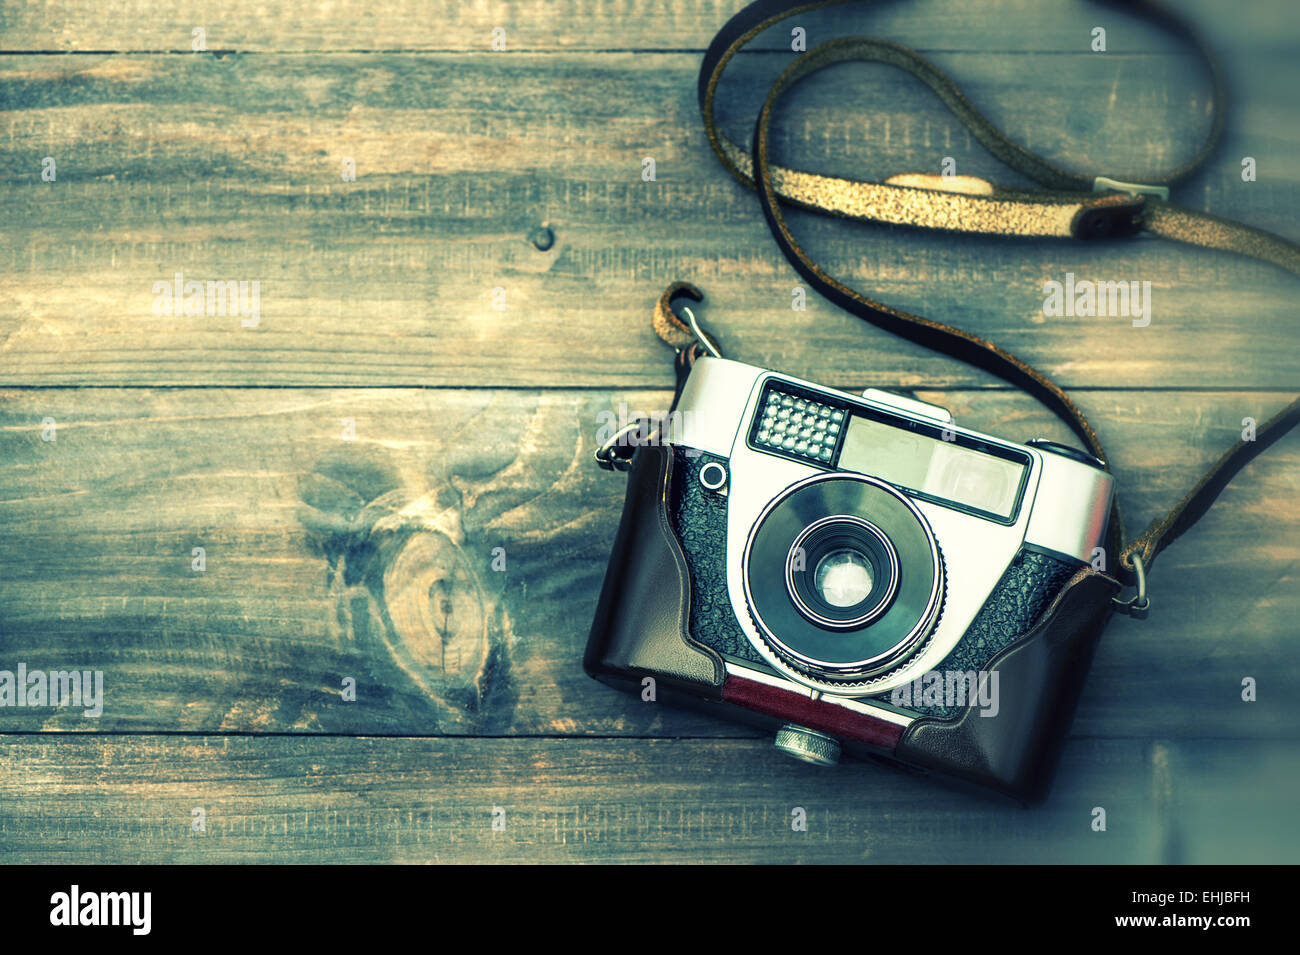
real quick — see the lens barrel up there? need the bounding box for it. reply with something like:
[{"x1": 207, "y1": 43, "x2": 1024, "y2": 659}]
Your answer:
[
  {"x1": 785, "y1": 515, "x2": 899, "y2": 630},
  {"x1": 743, "y1": 473, "x2": 944, "y2": 685}
]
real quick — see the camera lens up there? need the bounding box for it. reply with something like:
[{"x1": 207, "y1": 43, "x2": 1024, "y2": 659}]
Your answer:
[
  {"x1": 783, "y1": 515, "x2": 898, "y2": 630},
  {"x1": 743, "y1": 472, "x2": 945, "y2": 686},
  {"x1": 814, "y1": 550, "x2": 873, "y2": 607}
]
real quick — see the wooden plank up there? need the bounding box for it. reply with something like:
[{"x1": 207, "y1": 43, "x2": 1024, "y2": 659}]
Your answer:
[
  {"x1": 1153, "y1": 741, "x2": 1300, "y2": 865},
  {"x1": 0, "y1": 735, "x2": 1294, "y2": 863},
  {"x1": 0, "y1": 0, "x2": 1289, "y2": 54},
  {"x1": 0, "y1": 386, "x2": 1295, "y2": 738},
  {"x1": 0, "y1": 0, "x2": 1295, "y2": 867},
  {"x1": 2, "y1": 49, "x2": 1297, "y2": 387}
]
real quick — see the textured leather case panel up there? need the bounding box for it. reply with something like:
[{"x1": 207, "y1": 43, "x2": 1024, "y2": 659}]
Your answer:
[
  {"x1": 671, "y1": 449, "x2": 760, "y2": 663},
  {"x1": 898, "y1": 549, "x2": 1080, "y2": 718},
  {"x1": 895, "y1": 569, "x2": 1121, "y2": 804}
]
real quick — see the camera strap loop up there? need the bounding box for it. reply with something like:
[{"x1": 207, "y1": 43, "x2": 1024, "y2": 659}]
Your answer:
[{"x1": 671, "y1": 0, "x2": 1300, "y2": 595}]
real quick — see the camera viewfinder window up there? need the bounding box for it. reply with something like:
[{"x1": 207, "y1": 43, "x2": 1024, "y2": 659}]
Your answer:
[{"x1": 838, "y1": 415, "x2": 1025, "y2": 519}]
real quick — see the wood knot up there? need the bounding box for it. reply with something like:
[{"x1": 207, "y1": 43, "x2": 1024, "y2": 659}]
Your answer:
[
  {"x1": 528, "y1": 224, "x2": 555, "y2": 251},
  {"x1": 298, "y1": 452, "x2": 515, "y2": 729}
]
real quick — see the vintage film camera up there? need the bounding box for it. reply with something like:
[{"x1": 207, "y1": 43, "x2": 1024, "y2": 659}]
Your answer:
[{"x1": 586, "y1": 356, "x2": 1114, "y2": 802}]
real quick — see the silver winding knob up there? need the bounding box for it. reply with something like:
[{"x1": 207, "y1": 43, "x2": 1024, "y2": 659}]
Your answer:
[{"x1": 774, "y1": 724, "x2": 841, "y2": 767}]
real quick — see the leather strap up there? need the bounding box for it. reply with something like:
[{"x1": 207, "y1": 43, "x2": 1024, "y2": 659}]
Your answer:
[
  {"x1": 667, "y1": 0, "x2": 1299, "y2": 590},
  {"x1": 1121, "y1": 398, "x2": 1300, "y2": 577}
]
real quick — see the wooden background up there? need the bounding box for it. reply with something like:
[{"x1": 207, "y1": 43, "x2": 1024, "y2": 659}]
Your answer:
[{"x1": 1, "y1": 0, "x2": 1297, "y2": 863}]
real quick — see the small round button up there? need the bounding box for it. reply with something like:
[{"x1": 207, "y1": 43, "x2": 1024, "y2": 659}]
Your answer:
[
  {"x1": 774, "y1": 724, "x2": 841, "y2": 766},
  {"x1": 699, "y1": 461, "x2": 728, "y2": 491}
]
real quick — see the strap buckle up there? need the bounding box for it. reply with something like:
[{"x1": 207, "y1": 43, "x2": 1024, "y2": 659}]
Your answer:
[
  {"x1": 1093, "y1": 176, "x2": 1170, "y2": 202},
  {"x1": 1112, "y1": 553, "x2": 1150, "y2": 617}
]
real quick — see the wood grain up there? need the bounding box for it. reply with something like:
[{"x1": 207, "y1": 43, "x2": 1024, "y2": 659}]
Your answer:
[
  {"x1": 1, "y1": 0, "x2": 1297, "y2": 864},
  {"x1": 0, "y1": 735, "x2": 1294, "y2": 863},
  {"x1": 2, "y1": 47, "x2": 1296, "y2": 387},
  {"x1": 0, "y1": 387, "x2": 1294, "y2": 738},
  {"x1": 1, "y1": 0, "x2": 1291, "y2": 54}
]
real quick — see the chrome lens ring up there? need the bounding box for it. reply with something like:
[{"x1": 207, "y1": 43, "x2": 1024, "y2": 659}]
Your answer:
[{"x1": 743, "y1": 472, "x2": 945, "y2": 683}]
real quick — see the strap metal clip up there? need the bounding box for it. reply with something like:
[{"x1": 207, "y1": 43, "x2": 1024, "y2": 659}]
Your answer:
[
  {"x1": 1093, "y1": 176, "x2": 1170, "y2": 202},
  {"x1": 679, "y1": 306, "x2": 722, "y2": 359},
  {"x1": 1112, "y1": 552, "x2": 1150, "y2": 617},
  {"x1": 594, "y1": 421, "x2": 654, "y2": 472}
]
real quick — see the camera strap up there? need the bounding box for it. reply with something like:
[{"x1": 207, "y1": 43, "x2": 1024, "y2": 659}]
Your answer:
[{"x1": 655, "y1": 0, "x2": 1300, "y2": 600}]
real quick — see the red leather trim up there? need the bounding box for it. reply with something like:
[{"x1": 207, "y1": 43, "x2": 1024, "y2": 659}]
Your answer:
[{"x1": 722, "y1": 673, "x2": 905, "y2": 750}]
